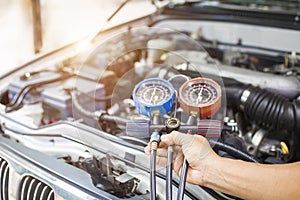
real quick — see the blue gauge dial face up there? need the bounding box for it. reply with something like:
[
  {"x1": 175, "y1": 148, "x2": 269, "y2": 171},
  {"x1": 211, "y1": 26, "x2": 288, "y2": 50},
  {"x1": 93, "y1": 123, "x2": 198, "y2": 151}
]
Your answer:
[
  {"x1": 135, "y1": 80, "x2": 171, "y2": 105},
  {"x1": 133, "y1": 78, "x2": 175, "y2": 117}
]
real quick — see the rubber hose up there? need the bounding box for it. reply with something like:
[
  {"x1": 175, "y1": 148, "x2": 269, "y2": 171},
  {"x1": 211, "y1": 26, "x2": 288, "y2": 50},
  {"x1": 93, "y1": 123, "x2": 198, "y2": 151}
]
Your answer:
[
  {"x1": 242, "y1": 86, "x2": 300, "y2": 132},
  {"x1": 100, "y1": 115, "x2": 130, "y2": 125},
  {"x1": 71, "y1": 91, "x2": 97, "y2": 119},
  {"x1": 209, "y1": 140, "x2": 259, "y2": 163},
  {"x1": 150, "y1": 146, "x2": 157, "y2": 200},
  {"x1": 166, "y1": 149, "x2": 173, "y2": 200},
  {"x1": 224, "y1": 80, "x2": 249, "y2": 107}
]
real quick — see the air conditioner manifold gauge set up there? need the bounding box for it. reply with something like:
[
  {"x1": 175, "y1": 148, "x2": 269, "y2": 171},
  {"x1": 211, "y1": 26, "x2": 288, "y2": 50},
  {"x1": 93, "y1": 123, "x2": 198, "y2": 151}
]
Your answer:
[{"x1": 132, "y1": 77, "x2": 222, "y2": 200}]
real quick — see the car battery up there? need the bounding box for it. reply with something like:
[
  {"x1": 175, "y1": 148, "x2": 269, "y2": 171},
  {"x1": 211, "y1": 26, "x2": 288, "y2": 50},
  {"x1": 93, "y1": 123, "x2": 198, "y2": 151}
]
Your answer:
[
  {"x1": 8, "y1": 71, "x2": 60, "y2": 103},
  {"x1": 41, "y1": 77, "x2": 106, "y2": 120},
  {"x1": 8, "y1": 72, "x2": 106, "y2": 124}
]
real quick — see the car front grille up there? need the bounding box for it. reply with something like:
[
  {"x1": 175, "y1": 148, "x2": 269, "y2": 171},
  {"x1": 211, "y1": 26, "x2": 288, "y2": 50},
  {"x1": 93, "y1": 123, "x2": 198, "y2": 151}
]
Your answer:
[
  {"x1": 0, "y1": 157, "x2": 9, "y2": 200},
  {"x1": 18, "y1": 176, "x2": 54, "y2": 200}
]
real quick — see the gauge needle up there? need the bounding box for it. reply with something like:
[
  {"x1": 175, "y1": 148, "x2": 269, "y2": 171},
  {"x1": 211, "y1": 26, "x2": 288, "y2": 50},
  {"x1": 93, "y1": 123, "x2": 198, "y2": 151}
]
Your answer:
[
  {"x1": 197, "y1": 87, "x2": 203, "y2": 104},
  {"x1": 150, "y1": 87, "x2": 157, "y2": 104}
]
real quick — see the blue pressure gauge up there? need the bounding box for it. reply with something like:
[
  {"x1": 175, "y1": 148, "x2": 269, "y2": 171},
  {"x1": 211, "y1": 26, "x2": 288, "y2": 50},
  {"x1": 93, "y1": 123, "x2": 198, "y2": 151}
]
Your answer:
[{"x1": 133, "y1": 78, "x2": 175, "y2": 117}]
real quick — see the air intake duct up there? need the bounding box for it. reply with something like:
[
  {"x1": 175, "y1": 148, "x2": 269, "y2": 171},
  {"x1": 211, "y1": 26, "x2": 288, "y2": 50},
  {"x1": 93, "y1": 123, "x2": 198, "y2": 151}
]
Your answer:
[{"x1": 237, "y1": 86, "x2": 300, "y2": 132}]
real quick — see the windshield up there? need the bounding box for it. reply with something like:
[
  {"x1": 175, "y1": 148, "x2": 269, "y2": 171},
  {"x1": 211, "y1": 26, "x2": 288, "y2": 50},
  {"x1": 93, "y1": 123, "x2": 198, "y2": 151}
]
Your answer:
[{"x1": 0, "y1": 0, "x2": 157, "y2": 77}]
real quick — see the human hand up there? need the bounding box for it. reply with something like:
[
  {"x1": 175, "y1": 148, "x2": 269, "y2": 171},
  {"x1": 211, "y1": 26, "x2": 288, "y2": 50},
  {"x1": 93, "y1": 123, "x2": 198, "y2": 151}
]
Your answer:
[{"x1": 144, "y1": 131, "x2": 220, "y2": 186}]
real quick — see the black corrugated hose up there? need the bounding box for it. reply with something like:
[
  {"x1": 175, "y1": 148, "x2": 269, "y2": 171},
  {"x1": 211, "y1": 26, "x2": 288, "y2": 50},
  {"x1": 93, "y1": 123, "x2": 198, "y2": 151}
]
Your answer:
[
  {"x1": 227, "y1": 84, "x2": 300, "y2": 160},
  {"x1": 241, "y1": 86, "x2": 300, "y2": 132}
]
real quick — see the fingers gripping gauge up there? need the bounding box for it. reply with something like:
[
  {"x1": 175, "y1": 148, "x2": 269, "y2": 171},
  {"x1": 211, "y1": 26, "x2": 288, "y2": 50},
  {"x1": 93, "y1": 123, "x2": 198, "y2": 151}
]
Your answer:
[
  {"x1": 179, "y1": 77, "x2": 222, "y2": 118},
  {"x1": 133, "y1": 78, "x2": 175, "y2": 117}
]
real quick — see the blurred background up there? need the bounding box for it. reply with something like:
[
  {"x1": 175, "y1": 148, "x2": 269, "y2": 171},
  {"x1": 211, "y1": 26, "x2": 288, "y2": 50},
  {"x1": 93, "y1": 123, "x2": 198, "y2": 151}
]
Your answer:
[{"x1": 0, "y1": 0, "x2": 155, "y2": 75}]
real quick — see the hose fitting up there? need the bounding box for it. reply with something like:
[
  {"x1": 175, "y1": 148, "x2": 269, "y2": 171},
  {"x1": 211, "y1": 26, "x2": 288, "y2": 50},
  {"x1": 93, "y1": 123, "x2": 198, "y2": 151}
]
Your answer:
[
  {"x1": 151, "y1": 141, "x2": 158, "y2": 151},
  {"x1": 150, "y1": 131, "x2": 161, "y2": 145}
]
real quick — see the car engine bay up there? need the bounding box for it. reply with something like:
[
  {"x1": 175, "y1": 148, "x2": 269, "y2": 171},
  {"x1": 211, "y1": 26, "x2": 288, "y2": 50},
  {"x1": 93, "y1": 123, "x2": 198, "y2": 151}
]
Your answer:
[{"x1": 0, "y1": 3, "x2": 300, "y2": 199}]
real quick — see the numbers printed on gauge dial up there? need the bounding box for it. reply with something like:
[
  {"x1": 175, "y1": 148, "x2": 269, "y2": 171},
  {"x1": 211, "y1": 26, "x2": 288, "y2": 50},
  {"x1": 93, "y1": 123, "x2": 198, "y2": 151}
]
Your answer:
[
  {"x1": 136, "y1": 81, "x2": 171, "y2": 105},
  {"x1": 133, "y1": 78, "x2": 175, "y2": 117},
  {"x1": 184, "y1": 82, "x2": 218, "y2": 105},
  {"x1": 179, "y1": 77, "x2": 221, "y2": 118}
]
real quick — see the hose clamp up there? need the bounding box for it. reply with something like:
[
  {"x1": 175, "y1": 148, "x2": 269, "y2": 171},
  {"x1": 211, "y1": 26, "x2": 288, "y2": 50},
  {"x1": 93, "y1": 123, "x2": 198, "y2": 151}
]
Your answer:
[{"x1": 240, "y1": 89, "x2": 251, "y2": 110}]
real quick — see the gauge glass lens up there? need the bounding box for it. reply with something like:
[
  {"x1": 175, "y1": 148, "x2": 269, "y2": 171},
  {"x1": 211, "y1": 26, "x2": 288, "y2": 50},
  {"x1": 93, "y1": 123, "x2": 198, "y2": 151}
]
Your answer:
[
  {"x1": 183, "y1": 82, "x2": 218, "y2": 106},
  {"x1": 135, "y1": 81, "x2": 171, "y2": 105}
]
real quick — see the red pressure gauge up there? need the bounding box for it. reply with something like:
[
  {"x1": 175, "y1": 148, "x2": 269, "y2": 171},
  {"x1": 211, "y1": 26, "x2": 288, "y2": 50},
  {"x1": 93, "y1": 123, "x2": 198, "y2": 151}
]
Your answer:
[{"x1": 179, "y1": 77, "x2": 222, "y2": 118}]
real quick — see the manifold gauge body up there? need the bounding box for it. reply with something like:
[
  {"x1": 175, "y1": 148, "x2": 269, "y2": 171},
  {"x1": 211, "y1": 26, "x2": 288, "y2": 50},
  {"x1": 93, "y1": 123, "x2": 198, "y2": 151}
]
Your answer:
[
  {"x1": 179, "y1": 77, "x2": 222, "y2": 118},
  {"x1": 133, "y1": 78, "x2": 175, "y2": 117}
]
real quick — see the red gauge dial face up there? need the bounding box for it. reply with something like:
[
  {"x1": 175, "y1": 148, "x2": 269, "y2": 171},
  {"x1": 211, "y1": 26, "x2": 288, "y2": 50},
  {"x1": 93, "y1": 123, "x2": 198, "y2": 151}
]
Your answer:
[
  {"x1": 184, "y1": 82, "x2": 217, "y2": 105},
  {"x1": 179, "y1": 78, "x2": 221, "y2": 118}
]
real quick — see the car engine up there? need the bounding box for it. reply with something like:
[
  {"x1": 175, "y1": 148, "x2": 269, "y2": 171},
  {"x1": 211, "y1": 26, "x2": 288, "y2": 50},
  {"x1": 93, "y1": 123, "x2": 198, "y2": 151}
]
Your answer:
[{"x1": 0, "y1": 3, "x2": 299, "y2": 199}]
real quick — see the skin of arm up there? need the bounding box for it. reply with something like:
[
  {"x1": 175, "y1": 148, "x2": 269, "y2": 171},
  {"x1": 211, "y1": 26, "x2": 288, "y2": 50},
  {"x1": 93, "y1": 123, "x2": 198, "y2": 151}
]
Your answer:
[{"x1": 144, "y1": 131, "x2": 300, "y2": 200}]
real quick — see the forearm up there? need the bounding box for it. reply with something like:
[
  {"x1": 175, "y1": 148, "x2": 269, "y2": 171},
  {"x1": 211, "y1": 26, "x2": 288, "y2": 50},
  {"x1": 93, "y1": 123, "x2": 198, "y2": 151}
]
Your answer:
[{"x1": 203, "y1": 157, "x2": 300, "y2": 200}]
